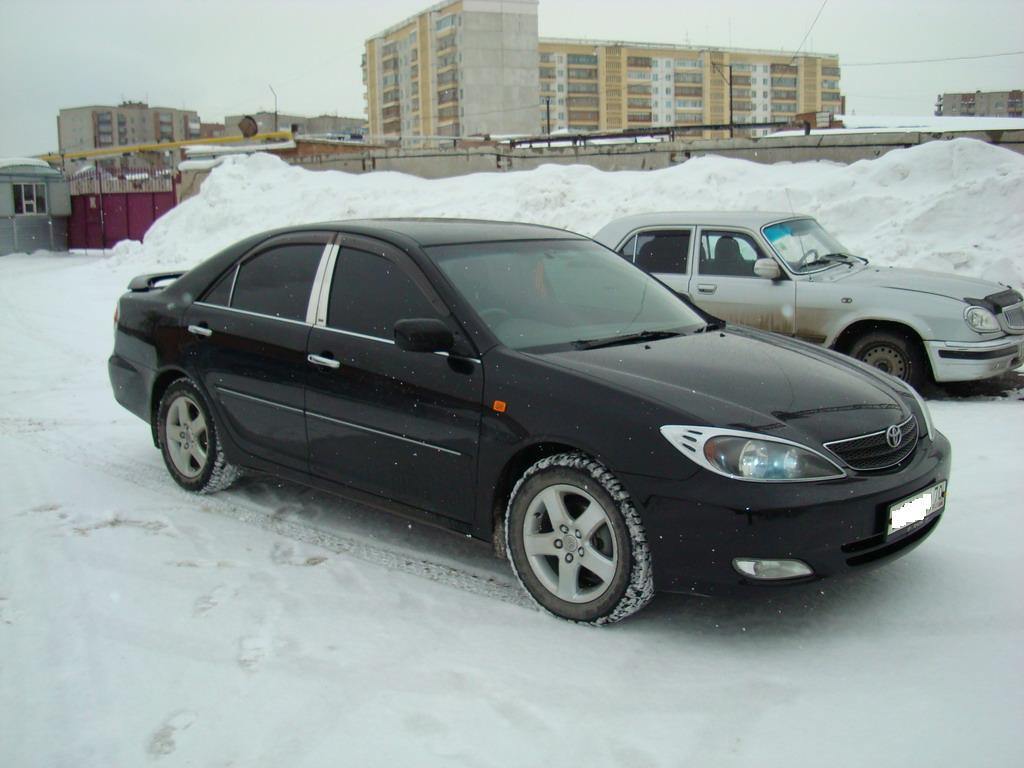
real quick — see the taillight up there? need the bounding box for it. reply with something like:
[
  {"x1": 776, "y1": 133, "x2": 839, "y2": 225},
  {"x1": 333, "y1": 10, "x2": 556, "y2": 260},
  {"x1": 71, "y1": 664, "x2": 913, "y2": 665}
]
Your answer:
[{"x1": 114, "y1": 302, "x2": 119, "y2": 327}]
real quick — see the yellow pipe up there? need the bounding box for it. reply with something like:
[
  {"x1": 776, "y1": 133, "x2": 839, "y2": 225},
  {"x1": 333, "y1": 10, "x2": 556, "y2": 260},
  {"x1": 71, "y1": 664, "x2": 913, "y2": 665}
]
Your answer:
[{"x1": 39, "y1": 131, "x2": 293, "y2": 162}]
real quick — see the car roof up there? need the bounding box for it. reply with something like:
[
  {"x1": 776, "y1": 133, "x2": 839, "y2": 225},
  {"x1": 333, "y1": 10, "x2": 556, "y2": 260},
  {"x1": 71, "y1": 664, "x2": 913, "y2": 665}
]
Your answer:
[
  {"x1": 321, "y1": 218, "x2": 586, "y2": 248},
  {"x1": 592, "y1": 211, "x2": 808, "y2": 248}
]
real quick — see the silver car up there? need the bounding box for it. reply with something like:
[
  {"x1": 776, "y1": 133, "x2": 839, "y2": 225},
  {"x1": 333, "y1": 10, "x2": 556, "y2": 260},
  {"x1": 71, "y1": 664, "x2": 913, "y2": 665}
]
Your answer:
[{"x1": 593, "y1": 212, "x2": 1024, "y2": 387}]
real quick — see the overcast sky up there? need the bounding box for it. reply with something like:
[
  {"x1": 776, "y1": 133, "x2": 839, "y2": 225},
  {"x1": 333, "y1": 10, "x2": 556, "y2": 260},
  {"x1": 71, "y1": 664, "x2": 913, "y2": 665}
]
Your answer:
[{"x1": 1, "y1": 0, "x2": 1021, "y2": 156}]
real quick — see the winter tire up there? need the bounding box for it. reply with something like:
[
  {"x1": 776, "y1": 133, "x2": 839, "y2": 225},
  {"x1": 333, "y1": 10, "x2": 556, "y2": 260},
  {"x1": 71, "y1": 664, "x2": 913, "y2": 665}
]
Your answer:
[
  {"x1": 505, "y1": 453, "x2": 654, "y2": 625},
  {"x1": 849, "y1": 330, "x2": 928, "y2": 389},
  {"x1": 157, "y1": 378, "x2": 240, "y2": 494}
]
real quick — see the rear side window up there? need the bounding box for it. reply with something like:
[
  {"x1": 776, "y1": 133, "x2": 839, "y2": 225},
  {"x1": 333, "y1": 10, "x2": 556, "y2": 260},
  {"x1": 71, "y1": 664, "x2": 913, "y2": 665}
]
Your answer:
[
  {"x1": 202, "y1": 267, "x2": 235, "y2": 306},
  {"x1": 634, "y1": 230, "x2": 690, "y2": 274},
  {"x1": 231, "y1": 243, "x2": 323, "y2": 321},
  {"x1": 327, "y1": 247, "x2": 437, "y2": 338}
]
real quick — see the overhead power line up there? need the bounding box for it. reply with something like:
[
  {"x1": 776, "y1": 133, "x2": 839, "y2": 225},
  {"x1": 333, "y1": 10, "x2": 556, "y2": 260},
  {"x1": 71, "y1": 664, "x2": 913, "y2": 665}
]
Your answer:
[
  {"x1": 791, "y1": 0, "x2": 829, "y2": 61},
  {"x1": 844, "y1": 50, "x2": 1024, "y2": 67}
]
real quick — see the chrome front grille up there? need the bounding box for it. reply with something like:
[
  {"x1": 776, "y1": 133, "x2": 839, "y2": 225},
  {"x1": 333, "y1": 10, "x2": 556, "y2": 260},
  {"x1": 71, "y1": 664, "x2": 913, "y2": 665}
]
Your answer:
[
  {"x1": 824, "y1": 416, "x2": 919, "y2": 471},
  {"x1": 1002, "y1": 303, "x2": 1024, "y2": 330}
]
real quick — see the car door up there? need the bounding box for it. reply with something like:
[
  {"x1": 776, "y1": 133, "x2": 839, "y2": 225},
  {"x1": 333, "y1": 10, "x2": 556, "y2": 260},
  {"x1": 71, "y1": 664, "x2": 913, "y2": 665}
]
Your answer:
[
  {"x1": 617, "y1": 228, "x2": 693, "y2": 294},
  {"x1": 304, "y1": 234, "x2": 483, "y2": 524},
  {"x1": 689, "y1": 228, "x2": 796, "y2": 334},
  {"x1": 185, "y1": 232, "x2": 332, "y2": 472}
]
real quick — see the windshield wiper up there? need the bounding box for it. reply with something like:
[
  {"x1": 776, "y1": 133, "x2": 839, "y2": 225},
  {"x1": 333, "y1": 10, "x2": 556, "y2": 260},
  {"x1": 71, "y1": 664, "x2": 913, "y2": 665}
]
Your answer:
[
  {"x1": 572, "y1": 329, "x2": 682, "y2": 350},
  {"x1": 800, "y1": 253, "x2": 852, "y2": 270}
]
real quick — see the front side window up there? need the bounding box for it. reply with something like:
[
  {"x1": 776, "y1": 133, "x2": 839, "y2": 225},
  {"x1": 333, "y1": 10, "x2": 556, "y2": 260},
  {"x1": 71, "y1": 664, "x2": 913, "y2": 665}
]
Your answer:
[
  {"x1": 699, "y1": 231, "x2": 763, "y2": 277},
  {"x1": 231, "y1": 243, "x2": 323, "y2": 321},
  {"x1": 327, "y1": 247, "x2": 438, "y2": 339},
  {"x1": 428, "y1": 239, "x2": 705, "y2": 351},
  {"x1": 13, "y1": 183, "x2": 47, "y2": 215}
]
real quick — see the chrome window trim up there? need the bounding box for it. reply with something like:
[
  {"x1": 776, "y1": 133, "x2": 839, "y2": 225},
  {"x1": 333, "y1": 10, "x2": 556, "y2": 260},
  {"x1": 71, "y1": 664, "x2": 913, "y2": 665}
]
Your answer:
[
  {"x1": 306, "y1": 242, "x2": 339, "y2": 326},
  {"x1": 317, "y1": 325, "x2": 395, "y2": 345},
  {"x1": 193, "y1": 302, "x2": 311, "y2": 328},
  {"x1": 307, "y1": 411, "x2": 462, "y2": 457},
  {"x1": 661, "y1": 425, "x2": 846, "y2": 482},
  {"x1": 216, "y1": 386, "x2": 304, "y2": 415}
]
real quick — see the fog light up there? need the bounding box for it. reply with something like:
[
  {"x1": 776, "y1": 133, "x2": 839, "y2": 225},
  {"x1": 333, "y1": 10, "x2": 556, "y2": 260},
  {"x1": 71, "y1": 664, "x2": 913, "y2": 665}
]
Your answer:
[{"x1": 733, "y1": 558, "x2": 814, "y2": 581}]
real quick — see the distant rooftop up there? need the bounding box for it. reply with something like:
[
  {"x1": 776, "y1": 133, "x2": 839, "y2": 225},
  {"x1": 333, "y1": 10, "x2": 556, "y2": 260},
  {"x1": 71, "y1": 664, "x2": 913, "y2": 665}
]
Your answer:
[{"x1": 540, "y1": 37, "x2": 838, "y2": 60}]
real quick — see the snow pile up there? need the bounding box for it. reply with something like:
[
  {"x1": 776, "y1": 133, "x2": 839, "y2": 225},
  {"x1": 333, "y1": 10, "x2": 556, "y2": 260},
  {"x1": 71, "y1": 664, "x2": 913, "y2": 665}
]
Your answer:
[{"x1": 119, "y1": 138, "x2": 1024, "y2": 287}]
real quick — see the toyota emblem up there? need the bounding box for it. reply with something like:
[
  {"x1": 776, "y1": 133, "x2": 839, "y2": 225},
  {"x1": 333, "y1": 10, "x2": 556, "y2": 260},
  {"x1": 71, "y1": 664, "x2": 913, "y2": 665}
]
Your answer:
[{"x1": 885, "y1": 424, "x2": 902, "y2": 449}]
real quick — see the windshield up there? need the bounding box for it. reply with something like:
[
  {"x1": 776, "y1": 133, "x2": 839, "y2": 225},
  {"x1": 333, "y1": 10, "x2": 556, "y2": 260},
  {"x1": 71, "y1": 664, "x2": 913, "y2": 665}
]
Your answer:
[
  {"x1": 763, "y1": 218, "x2": 856, "y2": 274},
  {"x1": 427, "y1": 239, "x2": 706, "y2": 351}
]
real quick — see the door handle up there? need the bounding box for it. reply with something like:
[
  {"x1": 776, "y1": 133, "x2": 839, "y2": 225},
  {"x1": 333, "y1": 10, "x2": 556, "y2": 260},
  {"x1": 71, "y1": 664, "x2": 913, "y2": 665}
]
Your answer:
[
  {"x1": 696, "y1": 284, "x2": 717, "y2": 295},
  {"x1": 307, "y1": 353, "x2": 340, "y2": 370},
  {"x1": 187, "y1": 324, "x2": 213, "y2": 337}
]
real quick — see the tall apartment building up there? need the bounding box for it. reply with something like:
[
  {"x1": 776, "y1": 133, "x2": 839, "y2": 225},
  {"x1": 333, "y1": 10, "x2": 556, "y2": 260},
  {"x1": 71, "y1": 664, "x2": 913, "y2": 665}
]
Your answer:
[
  {"x1": 57, "y1": 102, "x2": 201, "y2": 154},
  {"x1": 362, "y1": 0, "x2": 540, "y2": 139},
  {"x1": 538, "y1": 39, "x2": 841, "y2": 134},
  {"x1": 363, "y1": 1, "x2": 842, "y2": 139},
  {"x1": 935, "y1": 90, "x2": 1023, "y2": 117}
]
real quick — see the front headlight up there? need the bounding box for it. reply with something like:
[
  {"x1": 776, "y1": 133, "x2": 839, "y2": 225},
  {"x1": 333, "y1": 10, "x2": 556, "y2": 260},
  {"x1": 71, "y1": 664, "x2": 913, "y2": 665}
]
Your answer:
[
  {"x1": 661, "y1": 426, "x2": 845, "y2": 482},
  {"x1": 964, "y1": 305, "x2": 1000, "y2": 333}
]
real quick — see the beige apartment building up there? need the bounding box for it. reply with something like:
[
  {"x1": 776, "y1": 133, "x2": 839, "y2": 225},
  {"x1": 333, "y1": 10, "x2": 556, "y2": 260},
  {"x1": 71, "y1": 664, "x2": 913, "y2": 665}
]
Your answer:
[
  {"x1": 362, "y1": 0, "x2": 540, "y2": 140},
  {"x1": 935, "y1": 90, "x2": 1023, "y2": 118},
  {"x1": 57, "y1": 102, "x2": 201, "y2": 154},
  {"x1": 363, "y1": 1, "x2": 842, "y2": 140},
  {"x1": 538, "y1": 39, "x2": 841, "y2": 135}
]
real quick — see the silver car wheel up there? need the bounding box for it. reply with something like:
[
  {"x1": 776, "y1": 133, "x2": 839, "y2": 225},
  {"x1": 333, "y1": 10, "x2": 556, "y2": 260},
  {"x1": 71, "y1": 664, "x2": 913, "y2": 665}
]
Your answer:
[
  {"x1": 522, "y1": 483, "x2": 618, "y2": 604},
  {"x1": 164, "y1": 394, "x2": 209, "y2": 479}
]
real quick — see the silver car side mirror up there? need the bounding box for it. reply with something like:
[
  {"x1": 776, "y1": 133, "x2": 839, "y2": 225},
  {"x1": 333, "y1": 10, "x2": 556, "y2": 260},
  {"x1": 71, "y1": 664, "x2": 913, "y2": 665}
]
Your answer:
[{"x1": 754, "y1": 258, "x2": 782, "y2": 280}]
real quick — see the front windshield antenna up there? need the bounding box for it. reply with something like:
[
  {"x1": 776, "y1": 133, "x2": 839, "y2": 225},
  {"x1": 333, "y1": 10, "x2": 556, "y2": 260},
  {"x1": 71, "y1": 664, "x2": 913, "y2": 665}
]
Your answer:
[{"x1": 784, "y1": 188, "x2": 796, "y2": 215}]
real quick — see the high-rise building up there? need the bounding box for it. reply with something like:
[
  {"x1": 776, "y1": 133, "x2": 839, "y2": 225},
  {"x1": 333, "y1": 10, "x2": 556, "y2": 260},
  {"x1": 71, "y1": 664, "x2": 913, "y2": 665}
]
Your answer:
[
  {"x1": 362, "y1": 0, "x2": 540, "y2": 139},
  {"x1": 57, "y1": 102, "x2": 201, "y2": 154},
  {"x1": 363, "y1": 2, "x2": 842, "y2": 140},
  {"x1": 538, "y1": 39, "x2": 841, "y2": 135},
  {"x1": 935, "y1": 90, "x2": 1023, "y2": 118}
]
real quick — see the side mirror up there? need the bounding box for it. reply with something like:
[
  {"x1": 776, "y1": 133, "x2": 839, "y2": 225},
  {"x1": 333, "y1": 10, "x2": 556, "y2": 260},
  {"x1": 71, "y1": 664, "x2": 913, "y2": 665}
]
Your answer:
[
  {"x1": 753, "y1": 258, "x2": 782, "y2": 280},
  {"x1": 394, "y1": 318, "x2": 454, "y2": 354}
]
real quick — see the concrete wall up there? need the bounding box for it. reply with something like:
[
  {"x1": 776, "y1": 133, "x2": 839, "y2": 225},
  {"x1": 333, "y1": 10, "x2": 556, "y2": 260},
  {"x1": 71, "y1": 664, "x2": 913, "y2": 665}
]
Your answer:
[{"x1": 178, "y1": 129, "x2": 1024, "y2": 200}]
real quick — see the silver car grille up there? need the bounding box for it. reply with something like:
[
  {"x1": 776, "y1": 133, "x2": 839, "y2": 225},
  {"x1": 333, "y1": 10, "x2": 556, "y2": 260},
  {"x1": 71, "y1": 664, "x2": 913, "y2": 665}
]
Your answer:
[
  {"x1": 1002, "y1": 303, "x2": 1024, "y2": 330},
  {"x1": 823, "y1": 415, "x2": 919, "y2": 471}
]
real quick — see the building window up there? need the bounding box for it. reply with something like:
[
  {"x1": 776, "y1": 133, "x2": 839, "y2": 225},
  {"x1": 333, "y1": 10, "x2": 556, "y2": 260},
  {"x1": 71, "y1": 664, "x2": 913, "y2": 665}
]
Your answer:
[{"x1": 13, "y1": 183, "x2": 47, "y2": 215}]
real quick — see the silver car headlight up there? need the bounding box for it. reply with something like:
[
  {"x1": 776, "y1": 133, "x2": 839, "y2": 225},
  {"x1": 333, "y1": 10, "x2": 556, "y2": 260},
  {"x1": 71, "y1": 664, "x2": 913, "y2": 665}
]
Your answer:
[
  {"x1": 964, "y1": 305, "x2": 1000, "y2": 333},
  {"x1": 661, "y1": 426, "x2": 846, "y2": 482}
]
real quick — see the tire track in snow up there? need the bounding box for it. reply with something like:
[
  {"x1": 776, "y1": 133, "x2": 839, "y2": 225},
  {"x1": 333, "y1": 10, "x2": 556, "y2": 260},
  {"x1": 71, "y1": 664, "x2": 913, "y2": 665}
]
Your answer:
[{"x1": 10, "y1": 418, "x2": 534, "y2": 611}]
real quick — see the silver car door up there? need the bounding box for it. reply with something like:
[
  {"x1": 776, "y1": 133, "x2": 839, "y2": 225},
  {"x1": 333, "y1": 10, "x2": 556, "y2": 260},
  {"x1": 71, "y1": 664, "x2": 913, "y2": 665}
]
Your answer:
[{"x1": 691, "y1": 228, "x2": 796, "y2": 334}]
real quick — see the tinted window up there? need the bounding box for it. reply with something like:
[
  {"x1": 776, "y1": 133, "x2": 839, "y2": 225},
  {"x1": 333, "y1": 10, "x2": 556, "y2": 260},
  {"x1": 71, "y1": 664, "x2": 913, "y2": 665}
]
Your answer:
[
  {"x1": 327, "y1": 247, "x2": 437, "y2": 338},
  {"x1": 202, "y1": 267, "x2": 235, "y2": 306},
  {"x1": 634, "y1": 231, "x2": 690, "y2": 274},
  {"x1": 231, "y1": 243, "x2": 323, "y2": 321},
  {"x1": 699, "y1": 231, "x2": 762, "y2": 277},
  {"x1": 617, "y1": 235, "x2": 637, "y2": 259}
]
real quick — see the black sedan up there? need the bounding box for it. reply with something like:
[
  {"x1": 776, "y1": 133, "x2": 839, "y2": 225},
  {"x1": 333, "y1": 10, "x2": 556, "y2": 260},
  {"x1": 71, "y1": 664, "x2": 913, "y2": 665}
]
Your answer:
[{"x1": 109, "y1": 220, "x2": 950, "y2": 624}]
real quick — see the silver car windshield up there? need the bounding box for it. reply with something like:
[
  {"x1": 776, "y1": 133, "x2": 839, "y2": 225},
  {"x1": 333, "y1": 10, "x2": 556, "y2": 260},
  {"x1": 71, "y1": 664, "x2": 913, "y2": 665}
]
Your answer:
[
  {"x1": 763, "y1": 218, "x2": 856, "y2": 274},
  {"x1": 427, "y1": 239, "x2": 707, "y2": 351}
]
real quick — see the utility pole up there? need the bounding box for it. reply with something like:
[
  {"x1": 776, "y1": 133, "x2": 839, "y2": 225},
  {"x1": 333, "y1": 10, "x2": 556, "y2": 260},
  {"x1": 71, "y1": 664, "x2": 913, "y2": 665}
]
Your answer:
[
  {"x1": 269, "y1": 85, "x2": 278, "y2": 131},
  {"x1": 727, "y1": 64, "x2": 733, "y2": 139},
  {"x1": 545, "y1": 97, "x2": 552, "y2": 135}
]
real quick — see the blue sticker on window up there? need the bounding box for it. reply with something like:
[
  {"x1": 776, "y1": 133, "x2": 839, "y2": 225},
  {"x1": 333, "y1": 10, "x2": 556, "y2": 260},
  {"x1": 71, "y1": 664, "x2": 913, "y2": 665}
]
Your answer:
[{"x1": 765, "y1": 224, "x2": 791, "y2": 242}]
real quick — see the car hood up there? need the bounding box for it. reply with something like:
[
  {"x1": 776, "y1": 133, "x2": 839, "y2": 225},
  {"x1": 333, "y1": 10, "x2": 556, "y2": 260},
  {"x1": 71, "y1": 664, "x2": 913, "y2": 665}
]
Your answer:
[
  {"x1": 537, "y1": 326, "x2": 909, "y2": 447},
  {"x1": 821, "y1": 263, "x2": 1011, "y2": 301}
]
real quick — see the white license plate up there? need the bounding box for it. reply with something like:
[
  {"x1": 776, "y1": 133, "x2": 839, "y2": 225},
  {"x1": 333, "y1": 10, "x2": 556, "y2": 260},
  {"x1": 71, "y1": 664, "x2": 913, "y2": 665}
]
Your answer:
[{"x1": 888, "y1": 482, "x2": 946, "y2": 535}]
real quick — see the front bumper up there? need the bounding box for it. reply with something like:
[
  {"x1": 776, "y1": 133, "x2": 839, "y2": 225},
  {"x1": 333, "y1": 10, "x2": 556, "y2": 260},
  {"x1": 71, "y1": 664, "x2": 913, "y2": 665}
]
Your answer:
[
  {"x1": 622, "y1": 430, "x2": 951, "y2": 595},
  {"x1": 926, "y1": 337, "x2": 1024, "y2": 382}
]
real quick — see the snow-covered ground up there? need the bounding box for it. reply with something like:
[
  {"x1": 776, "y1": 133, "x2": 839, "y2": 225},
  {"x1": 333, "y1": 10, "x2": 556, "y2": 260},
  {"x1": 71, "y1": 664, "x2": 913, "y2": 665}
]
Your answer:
[{"x1": 2, "y1": 141, "x2": 1023, "y2": 766}]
